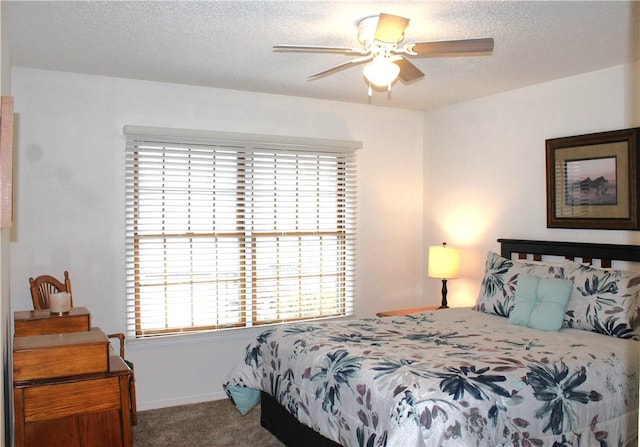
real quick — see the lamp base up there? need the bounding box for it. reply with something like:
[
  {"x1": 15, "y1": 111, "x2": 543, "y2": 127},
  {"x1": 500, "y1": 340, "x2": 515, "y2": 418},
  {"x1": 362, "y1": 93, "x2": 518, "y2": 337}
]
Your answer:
[{"x1": 440, "y1": 279, "x2": 449, "y2": 309}]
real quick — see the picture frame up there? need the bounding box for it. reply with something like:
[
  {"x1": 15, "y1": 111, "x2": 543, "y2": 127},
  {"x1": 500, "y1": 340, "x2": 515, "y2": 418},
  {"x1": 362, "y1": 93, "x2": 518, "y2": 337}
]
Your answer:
[
  {"x1": 546, "y1": 128, "x2": 640, "y2": 230},
  {"x1": 0, "y1": 96, "x2": 14, "y2": 229}
]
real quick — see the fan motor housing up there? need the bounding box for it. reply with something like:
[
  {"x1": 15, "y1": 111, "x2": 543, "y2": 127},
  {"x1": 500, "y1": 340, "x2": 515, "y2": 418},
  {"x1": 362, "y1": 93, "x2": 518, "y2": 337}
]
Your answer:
[{"x1": 357, "y1": 15, "x2": 383, "y2": 46}]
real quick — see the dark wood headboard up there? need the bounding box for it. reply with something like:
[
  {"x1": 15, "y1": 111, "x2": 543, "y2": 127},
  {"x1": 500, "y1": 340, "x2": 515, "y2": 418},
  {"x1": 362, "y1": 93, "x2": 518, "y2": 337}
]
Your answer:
[{"x1": 498, "y1": 238, "x2": 640, "y2": 268}]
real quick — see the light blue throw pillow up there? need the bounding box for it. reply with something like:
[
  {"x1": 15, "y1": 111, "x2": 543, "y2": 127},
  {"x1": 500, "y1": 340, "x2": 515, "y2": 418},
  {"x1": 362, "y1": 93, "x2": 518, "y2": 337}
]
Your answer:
[
  {"x1": 509, "y1": 273, "x2": 573, "y2": 331},
  {"x1": 226, "y1": 385, "x2": 260, "y2": 415}
]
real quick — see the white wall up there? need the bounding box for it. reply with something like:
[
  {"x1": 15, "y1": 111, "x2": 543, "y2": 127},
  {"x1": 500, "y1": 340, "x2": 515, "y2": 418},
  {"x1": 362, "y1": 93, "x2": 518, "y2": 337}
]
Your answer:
[
  {"x1": 424, "y1": 63, "x2": 640, "y2": 307},
  {"x1": 0, "y1": 2, "x2": 12, "y2": 445},
  {"x1": 9, "y1": 67, "x2": 424, "y2": 409}
]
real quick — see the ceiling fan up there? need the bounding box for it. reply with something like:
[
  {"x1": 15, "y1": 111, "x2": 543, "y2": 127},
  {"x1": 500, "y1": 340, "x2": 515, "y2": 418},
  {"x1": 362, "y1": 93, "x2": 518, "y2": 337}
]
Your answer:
[{"x1": 274, "y1": 13, "x2": 494, "y2": 96}]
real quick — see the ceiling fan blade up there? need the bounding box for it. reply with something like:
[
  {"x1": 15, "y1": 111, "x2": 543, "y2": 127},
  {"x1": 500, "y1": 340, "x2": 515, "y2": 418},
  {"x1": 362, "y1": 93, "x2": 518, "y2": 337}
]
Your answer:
[
  {"x1": 409, "y1": 38, "x2": 494, "y2": 56},
  {"x1": 395, "y1": 58, "x2": 424, "y2": 82},
  {"x1": 308, "y1": 55, "x2": 373, "y2": 79},
  {"x1": 274, "y1": 44, "x2": 366, "y2": 55},
  {"x1": 374, "y1": 13, "x2": 410, "y2": 43}
]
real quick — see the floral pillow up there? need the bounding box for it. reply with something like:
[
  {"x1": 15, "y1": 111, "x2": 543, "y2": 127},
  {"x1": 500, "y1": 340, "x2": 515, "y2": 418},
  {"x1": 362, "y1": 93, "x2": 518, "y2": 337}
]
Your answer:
[
  {"x1": 562, "y1": 261, "x2": 640, "y2": 338},
  {"x1": 474, "y1": 252, "x2": 567, "y2": 318}
]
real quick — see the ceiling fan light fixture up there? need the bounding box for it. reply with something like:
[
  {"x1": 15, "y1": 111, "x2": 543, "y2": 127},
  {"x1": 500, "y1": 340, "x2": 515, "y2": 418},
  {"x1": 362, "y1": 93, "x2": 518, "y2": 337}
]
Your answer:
[
  {"x1": 363, "y1": 60, "x2": 400, "y2": 88},
  {"x1": 275, "y1": 12, "x2": 494, "y2": 97}
]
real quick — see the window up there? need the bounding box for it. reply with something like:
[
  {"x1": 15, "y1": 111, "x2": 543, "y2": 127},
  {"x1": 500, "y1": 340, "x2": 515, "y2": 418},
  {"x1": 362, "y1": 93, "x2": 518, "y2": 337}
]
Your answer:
[{"x1": 124, "y1": 127, "x2": 359, "y2": 338}]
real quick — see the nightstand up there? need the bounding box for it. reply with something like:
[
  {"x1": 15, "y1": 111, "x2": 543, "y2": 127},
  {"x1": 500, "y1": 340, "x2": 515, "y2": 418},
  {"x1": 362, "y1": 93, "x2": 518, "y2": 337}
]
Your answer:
[{"x1": 376, "y1": 305, "x2": 440, "y2": 317}]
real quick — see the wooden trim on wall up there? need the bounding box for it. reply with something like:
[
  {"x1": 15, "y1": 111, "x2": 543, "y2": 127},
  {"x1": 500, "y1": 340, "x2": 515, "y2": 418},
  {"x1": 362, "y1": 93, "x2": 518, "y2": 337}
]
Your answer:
[{"x1": 0, "y1": 96, "x2": 14, "y2": 229}]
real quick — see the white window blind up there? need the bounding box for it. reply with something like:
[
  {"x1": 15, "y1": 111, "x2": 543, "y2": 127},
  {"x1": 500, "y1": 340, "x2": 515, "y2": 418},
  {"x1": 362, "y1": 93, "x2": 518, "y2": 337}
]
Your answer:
[{"x1": 124, "y1": 127, "x2": 359, "y2": 338}]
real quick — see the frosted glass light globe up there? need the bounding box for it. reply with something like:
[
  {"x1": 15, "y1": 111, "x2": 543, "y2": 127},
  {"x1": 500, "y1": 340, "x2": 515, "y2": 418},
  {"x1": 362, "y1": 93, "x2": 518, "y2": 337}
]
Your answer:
[{"x1": 363, "y1": 61, "x2": 400, "y2": 87}]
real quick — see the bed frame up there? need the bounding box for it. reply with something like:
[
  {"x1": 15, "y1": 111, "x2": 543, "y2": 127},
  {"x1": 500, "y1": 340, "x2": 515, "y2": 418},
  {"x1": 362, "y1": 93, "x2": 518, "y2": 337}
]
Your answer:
[
  {"x1": 498, "y1": 238, "x2": 640, "y2": 266},
  {"x1": 260, "y1": 238, "x2": 640, "y2": 447}
]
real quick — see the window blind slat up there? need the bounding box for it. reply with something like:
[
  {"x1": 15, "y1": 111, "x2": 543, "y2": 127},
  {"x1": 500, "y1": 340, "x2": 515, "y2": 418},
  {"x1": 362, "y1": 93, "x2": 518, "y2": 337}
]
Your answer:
[{"x1": 125, "y1": 129, "x2": 358, "y2": 338}]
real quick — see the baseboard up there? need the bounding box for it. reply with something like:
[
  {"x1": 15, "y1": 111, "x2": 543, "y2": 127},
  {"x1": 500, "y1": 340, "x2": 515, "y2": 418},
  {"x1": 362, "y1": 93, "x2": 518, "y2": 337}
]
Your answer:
[{"x1": 137, "y1": 390, "x2": 227, "y2": 411}]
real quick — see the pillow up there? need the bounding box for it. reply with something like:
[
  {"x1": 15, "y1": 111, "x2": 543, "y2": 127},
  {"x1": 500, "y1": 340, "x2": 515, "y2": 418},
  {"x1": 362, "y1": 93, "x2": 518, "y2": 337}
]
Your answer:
[
  {"x1": 226, "y1": 385, "x2": 260, "y2": 415},
  {"x1": 562, "y1": 260, "x2": 640, "y2": 338},
  {"x1": 509, "y1": 273, "x2": 573, "y2": 331},
  {"x1": 474, "y1": 251, "x2": 568, "y2": 317}
]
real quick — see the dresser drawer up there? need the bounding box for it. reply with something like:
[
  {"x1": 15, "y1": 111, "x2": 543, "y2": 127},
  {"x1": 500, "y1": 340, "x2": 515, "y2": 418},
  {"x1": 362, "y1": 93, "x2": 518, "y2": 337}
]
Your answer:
[{"x1": 13, "y1": 328, "x2": 109, "y2": 380}]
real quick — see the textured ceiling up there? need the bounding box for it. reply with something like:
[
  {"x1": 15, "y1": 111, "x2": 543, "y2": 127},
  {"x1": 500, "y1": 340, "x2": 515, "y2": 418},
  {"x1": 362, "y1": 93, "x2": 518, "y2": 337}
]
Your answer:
[{"x1": 6, "y1": 1, "x2": 639, "y2": 111}]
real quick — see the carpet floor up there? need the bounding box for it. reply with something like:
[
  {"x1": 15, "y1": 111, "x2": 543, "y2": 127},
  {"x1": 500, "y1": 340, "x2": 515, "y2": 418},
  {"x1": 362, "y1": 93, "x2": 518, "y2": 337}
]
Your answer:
[{"x1": 133, "y1": 399, "x2": 285, "y2": 447}]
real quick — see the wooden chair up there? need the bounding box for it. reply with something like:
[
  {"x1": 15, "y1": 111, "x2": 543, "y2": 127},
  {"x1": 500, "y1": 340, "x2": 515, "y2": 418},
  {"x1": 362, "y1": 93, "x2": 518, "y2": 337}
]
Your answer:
[
  {"x1": 107, "y1": 332, "x2": 138, "y2": 425},
  {"x1": 27, "y1": 271, "x2": 138, "y2": 425},
  {"x1": 28, "y1": 271, "x2": 73, "y2": 310}
]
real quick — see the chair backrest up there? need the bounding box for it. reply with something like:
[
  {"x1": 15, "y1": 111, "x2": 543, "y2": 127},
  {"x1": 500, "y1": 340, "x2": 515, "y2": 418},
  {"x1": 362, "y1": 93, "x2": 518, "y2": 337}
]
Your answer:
[{"x1": 28, "y1": 271, "x2": 73, "y2": 310}]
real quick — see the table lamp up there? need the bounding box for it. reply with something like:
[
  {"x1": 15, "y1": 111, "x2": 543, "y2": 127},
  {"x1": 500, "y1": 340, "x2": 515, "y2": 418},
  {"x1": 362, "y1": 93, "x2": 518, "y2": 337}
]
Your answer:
[{"x1": 428, "y1": 242, "x2": 460, "y2": 309}]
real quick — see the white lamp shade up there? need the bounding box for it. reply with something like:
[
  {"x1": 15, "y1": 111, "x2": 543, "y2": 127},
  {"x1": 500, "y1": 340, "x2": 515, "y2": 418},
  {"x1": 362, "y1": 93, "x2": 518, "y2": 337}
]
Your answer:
[
  {"x1": 363, "y1": 60, "x2": 400, "y2": 87},
  {"x1": 428, "y1": 244, "x2": 460, "y2": 279}
]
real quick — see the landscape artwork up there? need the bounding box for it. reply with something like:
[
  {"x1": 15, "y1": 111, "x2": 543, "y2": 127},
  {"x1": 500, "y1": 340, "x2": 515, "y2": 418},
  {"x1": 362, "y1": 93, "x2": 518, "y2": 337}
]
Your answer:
[
  {"x1": 564, "y1": 156, "x2": 617, "y2": 206},
  {"x1": 545, "y1": 127, "x2": 639, "y2": 229}
]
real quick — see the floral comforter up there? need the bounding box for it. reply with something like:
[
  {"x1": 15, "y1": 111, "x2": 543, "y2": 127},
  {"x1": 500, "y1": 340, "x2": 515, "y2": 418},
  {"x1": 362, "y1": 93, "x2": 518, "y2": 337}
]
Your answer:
[{"x1": 224, "y1": 308, "x2": 638, "y2": 447}]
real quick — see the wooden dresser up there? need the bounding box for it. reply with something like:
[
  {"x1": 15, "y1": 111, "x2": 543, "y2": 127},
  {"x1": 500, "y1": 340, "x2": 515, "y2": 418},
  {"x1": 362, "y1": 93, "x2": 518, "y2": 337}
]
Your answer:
[{"x1": 12, "y1": 308, "x2": 133, "y2": 447}]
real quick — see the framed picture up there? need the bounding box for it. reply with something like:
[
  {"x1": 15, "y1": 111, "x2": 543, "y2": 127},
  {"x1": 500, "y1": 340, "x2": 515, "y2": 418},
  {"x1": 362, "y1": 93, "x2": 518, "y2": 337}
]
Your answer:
[
  {"x1": 0, "y1": 96, "x2": 14, "y2": 229},
  {"x1": 546, "y1": 127, "x2": 639, "y2": 230}
]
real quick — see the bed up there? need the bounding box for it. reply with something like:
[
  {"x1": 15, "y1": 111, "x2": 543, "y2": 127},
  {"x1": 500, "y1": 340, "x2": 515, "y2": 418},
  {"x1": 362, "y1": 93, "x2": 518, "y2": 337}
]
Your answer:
[{"x1": 224, "y1": 238, "x2": 640, "y2": 446}]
